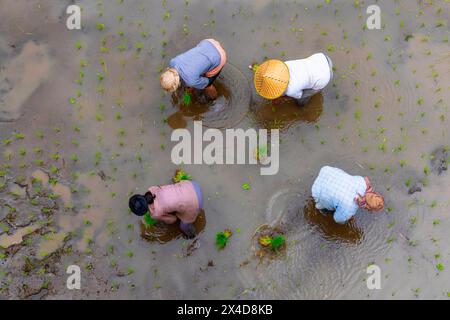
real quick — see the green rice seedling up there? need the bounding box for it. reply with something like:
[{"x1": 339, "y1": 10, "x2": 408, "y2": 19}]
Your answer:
[
  {"x1": 163, "y1": 11, "x2": 171, "y2": 20},
  {"x1": 75, "y1": 40, "x2": 83, "y2": 50},
  {"x1": 216, "y1": 229, "x2": 232, "y2": 250},
  {"x1": 182, "y1": 92, "x2": 191, "y2": 106},
  {"x1": 173, "y1": 169, "x2": 192, "y2": 183},
  {"x1": 242, "y1": 183, "x2": 250, "y2": 190},
  {"x1": 35, "y1": 131, "x2": 45, "y2": 139},
  {"x1": 12, "y1": 133, "x2": 25, "y2": 140},
  {"x1": 378, "y1": 143, "x2": 386, "y2": 153},
  {"x1": 135, "y1": 42, "x2": 144, "y2": 50},
  {"x1": 34, "y1": 159, "x2": 44, "y2": 166},
  {"x1": 270, "y1": 235, "x2": 286, "y2": 251},
  {"x1": 117, "y1": 128, "x2": 126, "y2": 137},
  {"x1": 182, "y1": 24, "x2": 190, "y2": 36},
  {"x1": 143, "y1": 212, "x2": 157, "y2": 226},
  {"x1": 95, "y1": 113, "x2": 104, "y2": 122},
  {"x1": 94, "y1": 151, "x2": 102, "y2": 166}
]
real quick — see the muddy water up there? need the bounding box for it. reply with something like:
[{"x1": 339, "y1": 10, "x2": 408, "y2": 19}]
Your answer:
[{"x1": 0, "y1": 0, "x2": 449, "y2": 299}]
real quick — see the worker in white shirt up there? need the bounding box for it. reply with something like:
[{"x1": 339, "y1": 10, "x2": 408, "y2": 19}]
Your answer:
[{"x1": 251, "y1": 53, "x2": 333, "y2": 105}]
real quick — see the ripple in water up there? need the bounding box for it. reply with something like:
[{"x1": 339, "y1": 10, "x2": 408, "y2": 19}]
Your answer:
[
  {"x1": 167, "y1": 63, "x2": 251, "y2": 129},
  {"x1": 250, "y1": 93, "x2": 324, "y2": 131},
  {"x1": 140, "y1": 211, "x2": 206, "y2": 244},
  {"x1": 237, "y1": 178, "x2": 394, "y2": 299}
]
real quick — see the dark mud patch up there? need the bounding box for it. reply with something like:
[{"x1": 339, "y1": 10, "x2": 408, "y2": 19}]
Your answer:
[
  {"x1": 167, "y1": 63, "x2": 251, "y2": 129},
  {"x1": 303, "y1": 198, "x2": 363, "y2": 245},
  {"x1": 140, "y1": 211, "x2": 206, "y2": 244},
  {"x1": 430, "y1": 146, "x2": 448, "y2": 175},
  {"x1": 167, "y1": 81, "x2": 231, "y2": 129},
  {"x1": 251, "y1": 93, "x2": 323, "y2": 130}
]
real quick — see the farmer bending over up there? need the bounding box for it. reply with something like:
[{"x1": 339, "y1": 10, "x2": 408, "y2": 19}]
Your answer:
[
  {"x1": 311, "y1": 166, "x2": 385, "y2": 224},
  {"x1": 128, "y1": 180, "x2": 203, "y2": 238},
  {"x1": 252, "y1": 53, "x2": 333, "y2": 105},
  {"x1": 160, "y1": 39, "x2": 227, "y2": 100}
]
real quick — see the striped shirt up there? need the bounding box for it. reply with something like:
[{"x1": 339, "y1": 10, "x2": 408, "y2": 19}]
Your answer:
[{"x1": 311, "y1": 166, "x2": 367, "y2": 224}]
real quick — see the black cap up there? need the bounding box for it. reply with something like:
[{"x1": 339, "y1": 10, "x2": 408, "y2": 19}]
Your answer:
[{"x1": 129, "y1": 195, "x2": 149, "y2": 216}]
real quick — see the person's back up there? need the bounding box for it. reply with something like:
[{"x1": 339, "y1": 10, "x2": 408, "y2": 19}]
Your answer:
[
  {"x1": 312, "y1": 166, "x2": 367, "y2": 223},
  {"x1": 149, "y1": 180, "x2": 202, "y2": 224},
  {"x1": 284, "y1": 53, "x2": 333, "y2": 99},
  {"x1": 169, "y1": 40, "x2": 223, "y2": 89}
]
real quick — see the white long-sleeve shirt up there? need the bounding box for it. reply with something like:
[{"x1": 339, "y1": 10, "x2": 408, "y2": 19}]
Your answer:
[{"x1": 284, "y1": 53, "x2": 332, "y2": 99}]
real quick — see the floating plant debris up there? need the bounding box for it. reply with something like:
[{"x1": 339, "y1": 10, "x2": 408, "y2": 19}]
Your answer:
[
  {"x1": 252, "y1": 225, "x2": 287, "y2": 259},
  {"x1": 216, "y1": 229, "x2": 232, "y2": 250},
  {"x1": 173, "y1": 169, "x2": 192, "y2": 183}
]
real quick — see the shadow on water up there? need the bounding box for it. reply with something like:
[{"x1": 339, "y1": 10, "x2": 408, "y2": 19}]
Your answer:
[
  {"x1": 303, "y1": 198, "x2": 363, "y2": 245},
  {"x1": 167, "y1": 81, "x2": 231, "y2": 129},
  {"x1": 140, "y1": 210, "x2": 206, "y2": 244},
  {"x1": 251, "y1": 93, "x2": 323, "y2": 130}
]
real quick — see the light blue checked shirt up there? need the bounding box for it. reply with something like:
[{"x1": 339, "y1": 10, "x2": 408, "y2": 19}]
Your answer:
[{"x1": 311, "y1": 166, "x2": 367, "y2": 224}]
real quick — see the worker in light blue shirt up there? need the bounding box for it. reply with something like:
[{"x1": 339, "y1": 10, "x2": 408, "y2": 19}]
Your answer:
[
  {"x1": 160, "y1": 39, "x2": 227, "y2": 100},
  {"x1": 311, "y1": 166, "x2": 385, "y2": 224}
]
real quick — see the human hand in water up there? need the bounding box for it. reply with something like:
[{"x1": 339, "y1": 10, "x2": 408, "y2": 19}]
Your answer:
[
  {"x1": 204, "y1": 85, "x2": 218, "y2": 100},
  {"x1": 186, "y1": 87, "x2": 196, "y2": 94},
  {"x1": 179, "y1": 222, "x2": 197, "y2": 239}
]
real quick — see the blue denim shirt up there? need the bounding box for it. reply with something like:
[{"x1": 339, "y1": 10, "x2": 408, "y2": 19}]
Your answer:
[
  {"x1": 311, "y1": 166, "x2": 367, "y2": 224},
  {"x1": 169, "y1": 40, "x2": 221, "y2": 89}
]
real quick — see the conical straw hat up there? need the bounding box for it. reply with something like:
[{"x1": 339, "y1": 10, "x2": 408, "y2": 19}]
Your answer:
[{"x1": 254, "y1": 60, "x2": 290, "y2": 100}]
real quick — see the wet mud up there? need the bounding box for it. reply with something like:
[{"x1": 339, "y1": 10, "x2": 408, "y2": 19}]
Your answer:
[
  {"x1": 0, "y1": 0, "x2": 450, "y2": 300},
  {"x1": 168, "y1": 63, "x2": 251, "y2": 129},
  {"x1": 141, "y1": 210, "x2": 206, "y2": 244}
]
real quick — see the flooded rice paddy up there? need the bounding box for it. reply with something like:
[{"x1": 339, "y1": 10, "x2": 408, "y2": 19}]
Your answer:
[{"x1": 0, "y1": 0, "x2": 449, "y2": 299}]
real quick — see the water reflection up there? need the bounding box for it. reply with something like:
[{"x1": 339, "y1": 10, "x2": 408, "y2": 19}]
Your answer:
[
  {"x1": 251, "y1": 93, "x2": 323, "y2": 130},
  {"x1": 167, "y1": 81, "x2": 231, "y2": 129},
  {"x1": 140, "y1": 210, "x2": 206, "y2": 244},
  {"x1": 167, "y1": 63, "x2": 251, "y2": 129},
  {"x1": 303, "y1": 199, "x2": 363, "y2": 245}
]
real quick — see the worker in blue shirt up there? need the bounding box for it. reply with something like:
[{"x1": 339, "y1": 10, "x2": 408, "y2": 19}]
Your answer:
[{"x1": 160, "y1": 39, "x2": 227, "y2": 100}]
